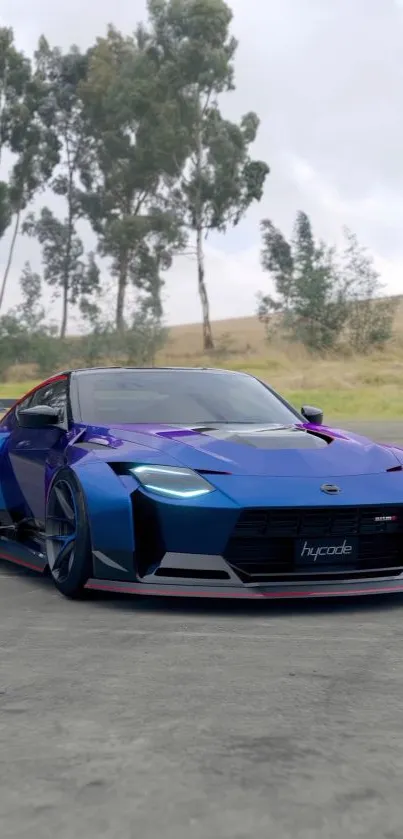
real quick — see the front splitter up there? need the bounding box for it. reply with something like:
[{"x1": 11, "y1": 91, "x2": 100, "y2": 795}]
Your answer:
[{"x1": 84, "y1": 577, "x2": 403, "y2": 600}]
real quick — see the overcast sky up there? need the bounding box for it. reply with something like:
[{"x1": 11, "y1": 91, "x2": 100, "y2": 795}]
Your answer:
[{"x1": 1, "y1": 0, "x2": 403, "y2": 328}]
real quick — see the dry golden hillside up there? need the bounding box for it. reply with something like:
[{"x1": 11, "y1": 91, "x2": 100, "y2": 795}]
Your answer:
[
  {"x1": 161, "y1": 298, "x2": 403, "y2": 364},
  {"x1": 152, "y1": 298, "x2": 403, "y2": 418}
]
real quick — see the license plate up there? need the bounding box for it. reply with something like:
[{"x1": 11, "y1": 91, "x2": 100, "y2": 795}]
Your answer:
[{"x1": 295, "y1": 537, "x2": 358, "y2": 566}]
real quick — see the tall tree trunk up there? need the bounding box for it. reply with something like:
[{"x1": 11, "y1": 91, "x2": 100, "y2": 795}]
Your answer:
[
  {"x1": 196, "y1": 223, "x2": 214, "y2": 351},
  {"x1": 0, "y1": 209, "x2": 21, "y2": 311},
  {"x1": 60, "y1": 227, "x2": 72, "y2": 338},
  {"x1": 60, "y1": 171, "x2": 74, "y2": 339},
  {"x1": 116, "y1": 250, "x2": 128, "y2": 331},
  {"x1": 194, "y1": 105, "x2": 214, "y2": 352},
  {"x1": 60, "y1": 280, "x2": 68, "y2": 338}
]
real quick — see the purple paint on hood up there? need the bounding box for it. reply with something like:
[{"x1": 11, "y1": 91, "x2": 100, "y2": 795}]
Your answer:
[{"x1": 106, "y1": 422, "x2": 402, "y2": 478}]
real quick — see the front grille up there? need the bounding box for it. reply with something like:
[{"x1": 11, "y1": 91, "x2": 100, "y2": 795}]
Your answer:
[
  {"x1": 224, "y1": 506, "x2": 403, "y2": 582},
  {"x1": 232, "y1": 506, "x2": 403, "y2": 538}
]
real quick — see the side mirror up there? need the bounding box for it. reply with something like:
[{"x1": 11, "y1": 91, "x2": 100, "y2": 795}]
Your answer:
[
  {"x1": 301, "y1": 405, "x2": 323, "y2": 425},
  {"x1": 18, "y1": 405, "x2": 60, "y2": 429}
]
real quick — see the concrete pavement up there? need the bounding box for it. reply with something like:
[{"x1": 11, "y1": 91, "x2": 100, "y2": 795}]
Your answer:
[{"x1": 1, "y1": 420, "x2": 403, "y2": 839}]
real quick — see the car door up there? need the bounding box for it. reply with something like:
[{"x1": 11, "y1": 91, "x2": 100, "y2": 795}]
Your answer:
[{"x1": 7, "y1": 378, "x2": 70, "y2": 526}]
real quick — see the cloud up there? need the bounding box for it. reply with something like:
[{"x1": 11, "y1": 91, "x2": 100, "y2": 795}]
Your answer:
[
  {"x1": 1, "y1": 0, "x2": 402, "y2": 326},
  {"x1": 163, "y1": 244, "x2": 263, "y2": 325}
]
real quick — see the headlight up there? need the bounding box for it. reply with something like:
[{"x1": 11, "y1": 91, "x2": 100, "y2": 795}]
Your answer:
[{"x1": 131, "y1": 465, "x2": 215, "y2": 499}]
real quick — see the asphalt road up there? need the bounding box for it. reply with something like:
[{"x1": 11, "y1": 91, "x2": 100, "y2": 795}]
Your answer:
[{"x1": 1, "y1": 420, "x2": 403, "y2": 839}]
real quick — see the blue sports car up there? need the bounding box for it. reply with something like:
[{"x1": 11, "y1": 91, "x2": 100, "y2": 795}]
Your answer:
[{"x1": 0, "y1": 365, "x2": 403, "y2": 601}]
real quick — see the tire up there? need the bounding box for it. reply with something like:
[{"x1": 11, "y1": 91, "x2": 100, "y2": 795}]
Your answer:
[{"x1": 45, "y1": 468, "x2": 92, "y2": 599}]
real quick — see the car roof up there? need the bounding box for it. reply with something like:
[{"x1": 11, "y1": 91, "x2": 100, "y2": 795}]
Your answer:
[{"x1": 58, "y1": 366, "x2": 247, "y2": 377}]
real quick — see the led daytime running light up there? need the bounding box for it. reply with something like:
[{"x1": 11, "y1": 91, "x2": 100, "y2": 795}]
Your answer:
[{"x1": 131, "y1": 464, "x2": 214, "y2": 499}]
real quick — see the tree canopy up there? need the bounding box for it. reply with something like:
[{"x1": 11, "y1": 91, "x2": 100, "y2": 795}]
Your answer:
[
  {"x1": 0, "y1": 8, "x2": 393, "y2": 370},
  {"x1": 147, "y1": 0, "x2": 269, "y2": 349},
  {"x1": 258, "y1": 211, "x2": 394, "y2": 354}
]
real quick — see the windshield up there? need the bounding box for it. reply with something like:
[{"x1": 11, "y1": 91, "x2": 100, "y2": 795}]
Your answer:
[{"x1": 76, "y1": 369, "x2": 300, "y2": 426}]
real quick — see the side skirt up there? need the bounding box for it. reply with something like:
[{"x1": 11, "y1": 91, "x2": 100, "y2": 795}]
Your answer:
[{"x1": 0, "y1": 537, "x2": 47, "y2": 573}]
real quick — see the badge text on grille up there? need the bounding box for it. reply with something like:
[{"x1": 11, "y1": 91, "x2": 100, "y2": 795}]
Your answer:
[{"x1": 374, "y1": 515, "x2": 398, "y2": 522}]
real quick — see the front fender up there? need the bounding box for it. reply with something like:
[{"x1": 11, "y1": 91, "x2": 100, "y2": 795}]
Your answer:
[{"x1": 72, "y1": 461, "x2": 136, "y2": 582}]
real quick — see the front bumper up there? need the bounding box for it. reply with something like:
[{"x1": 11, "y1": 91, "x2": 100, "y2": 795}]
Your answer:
[{"x1": 82, "y1": 464, "x2": 403, "y2": 594}]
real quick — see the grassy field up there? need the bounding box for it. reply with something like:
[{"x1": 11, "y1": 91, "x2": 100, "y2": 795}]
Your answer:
[{"x1": 3, "y1": 301, "x2": 403, "y2": 419}]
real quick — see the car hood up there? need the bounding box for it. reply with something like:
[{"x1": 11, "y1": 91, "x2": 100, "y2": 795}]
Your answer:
[{"x1": 106, "y1": 422, "x2": 402, "y2": 478}]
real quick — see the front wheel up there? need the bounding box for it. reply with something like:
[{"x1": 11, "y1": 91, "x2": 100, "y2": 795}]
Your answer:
[{"x1": 45, "y1": 468, "x2": 92, "y2": 598}]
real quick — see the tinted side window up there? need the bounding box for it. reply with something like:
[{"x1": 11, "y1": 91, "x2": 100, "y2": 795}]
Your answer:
[
  {"x1": 16, "y1": 394, "x2": 33, "y2": 412},
  {"x1": 29, "y1": 380, "x2": 68, "y2": 422}
]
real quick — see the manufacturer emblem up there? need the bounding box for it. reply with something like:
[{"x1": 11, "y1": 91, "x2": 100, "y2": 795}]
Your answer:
[{"x1": 320, "y1": 483, "x2": 341, "y2": 495}]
